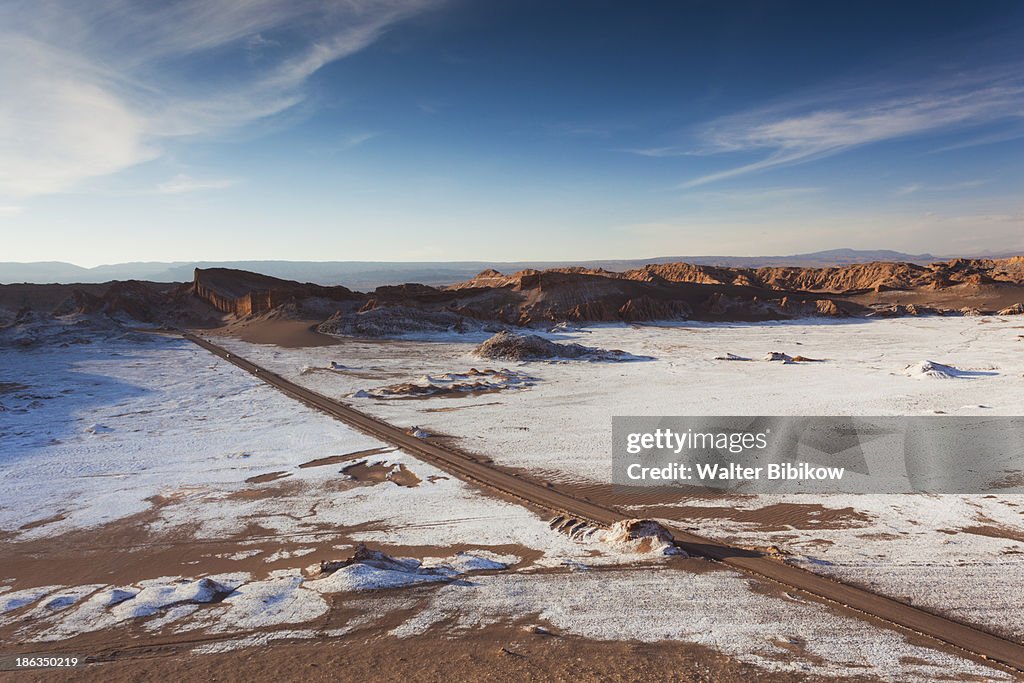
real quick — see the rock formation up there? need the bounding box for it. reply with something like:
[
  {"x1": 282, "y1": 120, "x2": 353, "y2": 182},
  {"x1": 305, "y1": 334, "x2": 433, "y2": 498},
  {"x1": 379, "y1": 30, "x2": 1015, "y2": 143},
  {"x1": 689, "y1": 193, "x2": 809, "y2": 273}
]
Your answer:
[
  {"x1": 6, "y1": 255, "x2": 1024, "y2": 336},
  {"x1": 191, "y1": 267, "x2": 359, "y2": 316},
  {"x1": 623, "y1": 257, "x2": 1024, "y2": 294}
]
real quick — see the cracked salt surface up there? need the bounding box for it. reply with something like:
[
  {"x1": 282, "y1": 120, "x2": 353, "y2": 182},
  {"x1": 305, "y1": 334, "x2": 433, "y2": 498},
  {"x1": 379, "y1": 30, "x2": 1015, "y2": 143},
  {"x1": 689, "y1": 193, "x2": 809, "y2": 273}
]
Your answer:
[
  {"x1": 387, "y1": 568, "x2": 1009, "y2": 682},
  {"x1": 222, "y1": 317, "x2": 1024, "y2": 484},
  {"x1": 4, "y1": 559, "x2": 1009, "y2": 681},
  {"x1": 0, "y1": 335, "x2": 385, "y2": 537},
  {"x1": 1, "y1": 322, "x2": 1019, "y2": 679},
  {"x1": 4, "y1": 551, "x2": 535, "y2": 642},
  {"x1": 670, "y1": 492, "x2": 1024, "y2": 639},
  {"x1": 220, "y1": 317, "x2": 1024, "y2": 640},
  {"x1": 0, "y1": 334, "x2": 632, "y2": 570}
]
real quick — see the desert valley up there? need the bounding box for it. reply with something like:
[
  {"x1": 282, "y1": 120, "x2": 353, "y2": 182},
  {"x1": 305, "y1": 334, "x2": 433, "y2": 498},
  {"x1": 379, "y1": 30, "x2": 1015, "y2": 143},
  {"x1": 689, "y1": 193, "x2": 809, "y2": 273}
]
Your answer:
[
  {"x1": 2, "y1": 254, "x2": 1024, "y2": 680},
  {"x1": 6, "y1": 1, "x2": 1024, "y2": 679}
]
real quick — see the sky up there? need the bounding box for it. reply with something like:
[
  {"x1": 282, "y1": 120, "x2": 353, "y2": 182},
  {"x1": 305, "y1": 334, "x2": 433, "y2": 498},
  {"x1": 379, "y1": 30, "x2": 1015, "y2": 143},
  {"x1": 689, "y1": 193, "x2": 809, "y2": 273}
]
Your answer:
[{"x1": 2, "y1": 0, "x2": 1024, "y2": 266}]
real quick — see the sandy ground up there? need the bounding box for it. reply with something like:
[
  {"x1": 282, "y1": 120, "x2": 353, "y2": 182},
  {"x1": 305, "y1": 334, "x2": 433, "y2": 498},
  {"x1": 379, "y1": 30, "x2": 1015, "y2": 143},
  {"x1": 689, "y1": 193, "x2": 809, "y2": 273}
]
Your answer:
[
  {"x1": 213, "y1": 316, "x2": 1024, "y2": 640},
  {"x1": 221, "y1": 318, "x2": 341, "y2": 348},
  {"x1": 9, "y1": 623, "x2": 831, "y2": 683},
  {"x1": 0, "y1": 321, "x2": 1016, "y2": 680}
]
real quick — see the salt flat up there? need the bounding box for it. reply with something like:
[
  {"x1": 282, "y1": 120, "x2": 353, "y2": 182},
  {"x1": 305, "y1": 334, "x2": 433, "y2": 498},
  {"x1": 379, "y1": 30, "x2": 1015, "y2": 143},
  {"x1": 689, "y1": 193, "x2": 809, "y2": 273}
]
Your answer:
[
  {"x1": 0, "y1": 322, "x2": 1014, "y2": 679},
  {"x1": 219, "y1": 317, "x2": 1024, "y2": 482},
  {"x1": 215, "y1": 316, "x2": 1024, "y2": 639},
  {"x1": 0, "y1": 330, "x2": 605, "y2": 559}
]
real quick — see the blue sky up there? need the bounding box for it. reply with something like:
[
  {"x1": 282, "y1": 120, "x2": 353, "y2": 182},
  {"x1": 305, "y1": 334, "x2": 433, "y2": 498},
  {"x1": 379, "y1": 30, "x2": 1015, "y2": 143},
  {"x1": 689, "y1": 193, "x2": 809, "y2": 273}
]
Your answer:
[{"x1": 2, "y1": 0, "x2": 1024, "y2": 265}]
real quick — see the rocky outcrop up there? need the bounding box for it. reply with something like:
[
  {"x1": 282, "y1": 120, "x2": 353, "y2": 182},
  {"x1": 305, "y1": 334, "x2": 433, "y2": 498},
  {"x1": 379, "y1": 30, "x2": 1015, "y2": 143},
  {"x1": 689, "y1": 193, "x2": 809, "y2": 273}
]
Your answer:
[
  {"x1": 998, "y1": 303, "x2": 1024, "y2": 315},
  {"x1": 191, "y1": 268, "x2": 358, "y2": 316},
  {"x1": 49, "y1": 280, "x2": 215, "y2": 324},
  {"x1": 617, "y1": 296, "x2": 692, "y2": 322},
  {"x1": 622, "y1": 257, "x2": 1024, "y2": 294},
  {"x1": 474, "y1": 331, "x2": 638, "y2": 362},
  {"x1": 600, "y1": 520, "x2": 684, "y2": 556},
  {"x1": 179, "y1": 256, "x2": 1024, "y2": 336},
  {"x1": 441, "y1": 269, "x2": 857, "y2": 326},
  {"x1": 626, "y1": 262, "x2": 749, "y2": 287},
  {"x1": 867, "y1": 303, "x2": 947, "y2": 318},
  {"x1": 318, "y1": 306, "x2": 482, "y2": 337},
  {"x1": 448, "y1": 267, "x2": 623, "y2": 292},
  {"x1": 16, "y1": 255, "x2": 1023, "y2": 336}
]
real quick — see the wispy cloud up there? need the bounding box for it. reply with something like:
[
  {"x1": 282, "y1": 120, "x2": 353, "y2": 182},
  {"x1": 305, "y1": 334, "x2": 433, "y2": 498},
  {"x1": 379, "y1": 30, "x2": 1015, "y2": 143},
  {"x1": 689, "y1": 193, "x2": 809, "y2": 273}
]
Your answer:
[
  {"x1": 0, "y1": 205, "x2": 23, "y2": 217},
  {"x1": 929, "y1": 125, "x2": 1024, "y2": 154},
  {"x1": 338, "y1": 132, "x2": 380, "y2": 150},
  {"x1": 157, "y1": 174, "x2": 237, "y2": 194},
  {"x1": 546, "y1": 122, "x2": 619, "y2": 139},
  {"x1": 894, "y1": 179, "x2": 988, "y2": 196},
  {"x1": 671, "y1": 69, "x2": 1024, "y2": 188},
  {"x1": 0, "y1": 0, "x2": 442, "y2": 198},
  {"x1": 680, "y1": 186, "x2": 823, "y2": 201},
  {"x1": 621, "y1": 146, "x2": 694, "y2": 158}
]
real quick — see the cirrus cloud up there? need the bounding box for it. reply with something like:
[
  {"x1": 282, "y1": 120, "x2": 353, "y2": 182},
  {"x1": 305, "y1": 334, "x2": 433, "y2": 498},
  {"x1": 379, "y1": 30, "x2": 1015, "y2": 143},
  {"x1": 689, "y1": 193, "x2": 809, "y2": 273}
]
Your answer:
[
  {"x1": 156, "y1": 174, "x2": 238, "y2": 195},
  {"x1": 643, "y1": 68, "x2": 1024, "y2": 188},
  {"x1": 0, "y1": 0, "x2": 442, "y2": 198}
]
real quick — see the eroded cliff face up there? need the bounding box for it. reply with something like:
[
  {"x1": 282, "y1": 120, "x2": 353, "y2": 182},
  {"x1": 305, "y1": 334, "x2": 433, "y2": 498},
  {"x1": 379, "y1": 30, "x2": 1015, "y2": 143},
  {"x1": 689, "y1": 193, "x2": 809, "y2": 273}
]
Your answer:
[
  {"x1": 47, "y1": 282, "x2": 172, "y2": 322},
  {"x1": 16, "y1": 256, "x2": 1020, "y2": 334},
  {"x1": 182, "y1": 256, "x2": 1024, "y2": 337},
  {"x1": 191, "y1": 268, "x2": 359, "y2": 316},
  {"x1": 30, "y1": 280, "x2": 223, "y2": 327},
  {"x1": 403, "y1": 269, "x2": 857, "y2": 326},
  {"x1": 622, "y1": 258, "x2": 1024, "y2": 294}
]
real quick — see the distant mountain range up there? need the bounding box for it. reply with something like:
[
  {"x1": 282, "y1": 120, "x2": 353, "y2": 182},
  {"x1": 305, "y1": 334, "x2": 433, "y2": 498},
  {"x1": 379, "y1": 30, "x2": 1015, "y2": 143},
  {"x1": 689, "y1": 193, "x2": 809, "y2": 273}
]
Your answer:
[{"x1": 0, "y1": 249, "x2": 993, "y2": 289}]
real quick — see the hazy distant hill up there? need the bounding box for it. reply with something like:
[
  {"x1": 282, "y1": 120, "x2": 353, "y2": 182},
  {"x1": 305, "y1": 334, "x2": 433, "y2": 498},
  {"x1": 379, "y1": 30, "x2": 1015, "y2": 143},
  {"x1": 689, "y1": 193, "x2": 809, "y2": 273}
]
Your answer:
[{"x1": 0, "y1": 249, "x2": 951, "y2": 288}]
